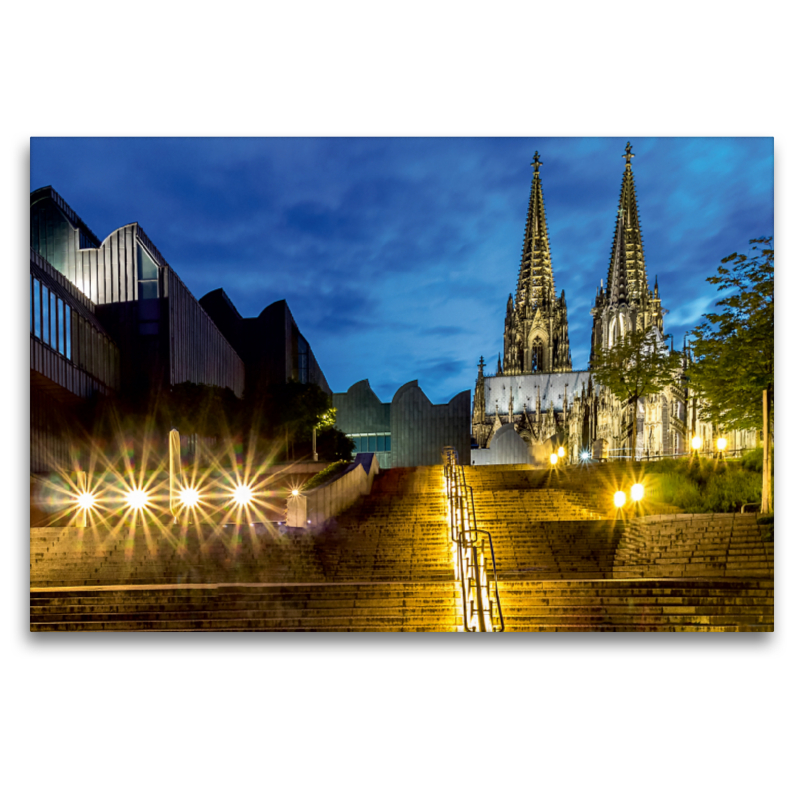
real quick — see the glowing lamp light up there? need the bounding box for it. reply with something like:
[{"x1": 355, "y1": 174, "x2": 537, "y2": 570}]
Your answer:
[
  {"x1": 232, "y1": 484, "x2": 254, "y2": 507},
  {"x1": 179, "y1": 487, "x2": 200, "y2": 508},
  {"x1": 549, "y1": 453, "x2": 558, "y2": 466},
  {"x1": 580, "y1": 451, "x2": 591, "y2": 462},
  {"x1": 75, "y1": 491, "x2": 96, "y2": 511},
  {"x1": 291, "y1": 489, "x2": 300, "y2": 497},
  {"x1": 691, "y1": 436, "x2": 702, "y2": 450},
  {"x1": 126, "y1": 488, "x2": 149, "y2": 510},
  {"x1": 631, "y1": 483, "x2": 645, "y2": 502},
  {"x1": 716, "y1": 437, "x2": 727, "y2": 452},
  {"x1": 613, "y1": 491, "x2": 626, "y2": 508},
  {"x1": 557, "y1": 446, "x2": 565, "y2": 458}
]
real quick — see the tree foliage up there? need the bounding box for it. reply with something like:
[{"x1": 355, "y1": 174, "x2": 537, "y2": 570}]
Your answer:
[
  {"x1": 590, "y1": 327, "x2": 681, "y2": 455},
  {"x1": 590, "y1": 327, "x2": 680, "y2": 404},
  {"x1": 688, "y1": 237, "x2": 774, "y2": 431}
]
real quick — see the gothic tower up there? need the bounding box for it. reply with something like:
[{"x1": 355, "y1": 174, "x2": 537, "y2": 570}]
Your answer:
[
  {"x1": 590, "y1": 142, "x2": 663, "y2": 360},
  {"x1": 501, "y1": 152, "x2": 572, "y2": 375}
]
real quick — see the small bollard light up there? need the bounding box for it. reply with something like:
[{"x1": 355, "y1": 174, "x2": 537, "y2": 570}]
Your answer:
[
  {"x1": 549, "y1": 453, "x2": 558, "y2": 466},
  {"x1": 580, "y1": 450, "x2": 591, "y2": 462},
  {"x1": 631, "y1": 483, "x2": 644, "y2": 502},
  {"x1": 125, "y1": 488, "x2": 149, "y2": 511},
  {"x1": 179, "y1": 487, "x2": 201, "y2": 508},
  {"x1": 613, "y1": 490, "x2": 626, "y2": 508},
  {"x1": 76, "y1": 491, "x2": 96, "y2": 511},
  {"x1": 232, "y1": 483, "x2": 254, "y2": 507}
]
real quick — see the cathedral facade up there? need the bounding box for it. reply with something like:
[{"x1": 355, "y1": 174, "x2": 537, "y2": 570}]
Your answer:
[{"x1": 472, "y1": 144, "x2": 711, "y2": 464}]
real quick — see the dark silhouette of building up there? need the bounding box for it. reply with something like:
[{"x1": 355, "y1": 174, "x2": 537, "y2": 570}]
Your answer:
[{"x1": 199, "y1": 289, "x2": 330, "y2": 398}]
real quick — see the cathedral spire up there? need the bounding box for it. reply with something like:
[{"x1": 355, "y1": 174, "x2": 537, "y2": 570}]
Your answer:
[
  {"x1": 590, "y1": 141, "x2": 663, "y2": 360},
  {"x1": 606, "y1": 142, "x2": 649, "y2": 308},
  {"x1": 515, "y1": 151, "x2": 556, "y2": 309}
]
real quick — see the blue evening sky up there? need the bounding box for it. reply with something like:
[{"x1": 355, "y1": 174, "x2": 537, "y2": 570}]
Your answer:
[{"x1": 31, "y1": 137, "x2": 773, "y2": 404}]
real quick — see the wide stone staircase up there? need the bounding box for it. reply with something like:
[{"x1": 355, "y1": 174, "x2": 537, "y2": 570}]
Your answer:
[
  {"x1": 613, "y1": 514, "x2": 774, "y2": 580},
  {"x1": 30, "y1": 466, "x2": 460, "y2": 632},
  {"x1": 497, "y1": 579, "x2": 774, "y2": 632},
  {"x1": 30, "y1": 461, "x2": 774, "y2": 632},
  {"x1": 30, "y1": 583, "x2": 459, "y2": 632},
  {"x1": 461, "y1": 464, "x2": 774, "y2": 632}
]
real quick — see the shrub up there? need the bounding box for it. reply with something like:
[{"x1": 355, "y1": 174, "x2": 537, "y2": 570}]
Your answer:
[
  {"x1": 643, "y1": 456, "x2": 763, "y2": 513},
  {"x1": 302, "y1": 460, "x2": 351, "y2": 491},
  {"x1": 741, "y1": 447, "x2": 764, "y2": 472}
]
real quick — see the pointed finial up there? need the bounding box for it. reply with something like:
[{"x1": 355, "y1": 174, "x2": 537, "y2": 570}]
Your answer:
[
  {"x1": 532, "y1": 151, "x2": 543, "y2": 173},
  {"x1": 623, "y1": 142, "x2": 635, "y2": 168}
]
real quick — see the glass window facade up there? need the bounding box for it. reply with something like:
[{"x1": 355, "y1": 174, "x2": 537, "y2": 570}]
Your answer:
[
  {"x1": 348, "y1": 434, "x2": 391, "y2": 453},
  {"x1": 30, "y1": 275, "x2": 76, "y2": 363},
  {"x1": 33, "y1": 278, "x2": 40, "y2": 338},
  {"x1": 42, "y1": 286, "x2": 49, "y2": 345},
  {"x1": 57, "y1": 298, "x2": 65, "y2": 355},
  {"x1": 49, "y1": 292, "x2": 57, "y2": 350}
]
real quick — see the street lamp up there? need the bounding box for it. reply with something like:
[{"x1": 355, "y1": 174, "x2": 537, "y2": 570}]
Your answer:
[
  {"x1": 557, "y1": 446, "x2": 565, "y2": 458},
  {"x1": 631, "y1": 483, "x2": 644, "y2": 502},
  {"x1": 549, "y1": 453, "x2": 558, "y2": 466},
  {"x1": 613, "y1": 490, "x2": 626, "y2": 509}
]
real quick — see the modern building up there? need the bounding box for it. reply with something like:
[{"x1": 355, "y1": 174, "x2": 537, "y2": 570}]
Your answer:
[
  {"x1": 30, "y1": 246, "x2": 121, "y2": 473},
  {"x1": 199, "y1": 290, "x2": 330, "y2": 398},
  {"x1": 334, "y1": 379, "x2": 470, "y2": 468},
  {"x1": 30, "y1": 187, "x2": 330, "y2": 473}
]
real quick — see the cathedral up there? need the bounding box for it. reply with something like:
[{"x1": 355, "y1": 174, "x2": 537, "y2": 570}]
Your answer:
[{"x1": 471, "y1": 143, "x2": 728, "y2": 464}]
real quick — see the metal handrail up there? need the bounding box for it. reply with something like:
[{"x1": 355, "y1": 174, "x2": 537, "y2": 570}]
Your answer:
[
  {"x1": 473, "y1": 528, "x2": 505, "y2": 633},
  {"x1": 441, "y1": 448, "x2": 504, "y2": 633}
]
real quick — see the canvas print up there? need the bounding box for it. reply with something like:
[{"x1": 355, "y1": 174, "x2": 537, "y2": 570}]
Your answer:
[{"x1": 29, "y1": 137, "x2": 774, "y2": 632}]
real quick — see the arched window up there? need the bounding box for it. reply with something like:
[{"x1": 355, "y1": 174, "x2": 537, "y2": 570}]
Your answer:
[{"x1": 531, "y1": 336, "x2": 544, "y2": 372}]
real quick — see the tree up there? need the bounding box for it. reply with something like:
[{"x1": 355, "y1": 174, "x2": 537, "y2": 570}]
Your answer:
[
  {"x1": 590, "y1": 327, "x2": 681, "y2": 458},
  {"x1": 689, "y1": 237, "x2": 774, "y2": 513},
  {"x1": 316, "y1": 426, "x2": 356, "y2": 462}
]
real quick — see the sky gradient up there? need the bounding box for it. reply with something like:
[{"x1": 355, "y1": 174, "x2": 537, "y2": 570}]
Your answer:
[{"x1": 30, "y1": 137, "x2": 773, "y2": 404}]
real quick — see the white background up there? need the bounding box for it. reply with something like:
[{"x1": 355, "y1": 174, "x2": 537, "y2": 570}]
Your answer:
[{"x1": 3, "y1": 3, "x2": 797, "y2": 798}]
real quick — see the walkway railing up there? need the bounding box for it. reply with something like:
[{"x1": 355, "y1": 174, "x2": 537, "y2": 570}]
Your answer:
[{"x1": 442, "y1": 446, "x2": 503, "y2": 633}]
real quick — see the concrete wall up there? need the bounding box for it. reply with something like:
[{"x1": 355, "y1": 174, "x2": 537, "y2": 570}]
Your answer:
[
  {"x1": 333, "y1": 380, "x2": 391, "y2": 434},
  {"x1": 333, "y1": 379, "x2": 470, "y2": 468},
  {"x1": 390, "y1": 381, "x2": 471, "y2": 468},
  {"x1": 286, "y1": 453, "x2": 379, "y2": 527}
]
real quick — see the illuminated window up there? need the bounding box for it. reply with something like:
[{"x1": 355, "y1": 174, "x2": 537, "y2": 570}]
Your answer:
[
  {"x1": 57, "y1": 298, "x2": 65, "y2": 355},
  {"x1": 33, "y1": 278, "x2": 41, "y2": 338},
  {"x1": 41, "y1": 286, "x2": 49, "y2": 346},
  {"x1": 50, "y1": 292, "x2": 57, "y2": 350},
  {"x1": 65, "y1": 307, "x2": 71, "y2": 361}
]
